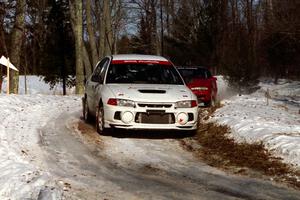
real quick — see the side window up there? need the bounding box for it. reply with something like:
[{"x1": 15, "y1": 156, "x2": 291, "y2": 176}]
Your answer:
[
  {"x1": 91, "y1": 58, "x2": 109, "y2": 83},
  {"x1": 99, "y1": 59, "x2": 109, "y2": 83},
  {"x1": 92, "y1": 63, "x2": 101, "y2": 76}
]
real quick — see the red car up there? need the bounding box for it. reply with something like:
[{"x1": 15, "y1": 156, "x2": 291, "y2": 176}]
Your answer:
[{"x1": 177, "y1": 67, "x2": 217, "y2": 107}]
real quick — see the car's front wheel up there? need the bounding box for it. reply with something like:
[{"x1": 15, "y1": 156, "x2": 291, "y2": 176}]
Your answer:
[
  {"x1": 96, "y1": 105, "x2": 105, "y2": 134},
  {"x1": 210, "y1": 96, "x2": 216, "y2": 107},
  {"x1": 205, "y1": 95, "x2": 216, "y2": 107}
]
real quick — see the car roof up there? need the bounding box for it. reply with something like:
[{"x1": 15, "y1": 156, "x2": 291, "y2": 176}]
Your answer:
[
  {"x1": 112, "y1": 54, "x2": 168, "y2": 62},
  {"x1": 177, "y1": 66, "x2": 210, "y2": 70},
  {"x1": 177, "y1": 66, "x2": 206, "y2": 69}
]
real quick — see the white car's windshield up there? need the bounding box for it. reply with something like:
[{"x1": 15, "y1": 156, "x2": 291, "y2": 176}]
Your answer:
[{"x1": 106, "y1": 63, "x2": 184, "y2": 85}]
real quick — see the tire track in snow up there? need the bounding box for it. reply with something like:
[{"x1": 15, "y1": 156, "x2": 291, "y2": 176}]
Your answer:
[{"x1": 65, "y1": 118, "x2": 300, "y2": 200}]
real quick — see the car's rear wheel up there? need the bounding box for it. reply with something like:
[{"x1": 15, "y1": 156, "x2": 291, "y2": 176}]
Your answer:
[
  {"x1": 96, "y1": 105, "x2": 105, "y2": 134},
  {"x1": 83, "y1": 97, "x2": 92, "y2": 122}
]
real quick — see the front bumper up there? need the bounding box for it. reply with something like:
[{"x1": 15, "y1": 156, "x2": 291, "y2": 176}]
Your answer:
[
  {"x1": 192, "y1": 90, "x2": 211, "y2": 103},
  {"x1": 103, "y1": 102, "x2": 199, "y2": 130}
]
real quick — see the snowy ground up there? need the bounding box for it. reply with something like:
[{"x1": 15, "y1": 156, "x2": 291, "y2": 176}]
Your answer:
[
  {"x1": 0, "y1": 76, "x2": 300, "y2": 199},
  {"x1": 211, "y1": 78, "x2": 300, "y2": 168},
  {"x1": 1, "y1": 94, "x2": 300, "y2": 199},
  {"x1": 1, "y1": 76, "x2": 75, "y2": 95},
  {"x1": 0, "y1": 94, "x2": 79, "y2": 199}
]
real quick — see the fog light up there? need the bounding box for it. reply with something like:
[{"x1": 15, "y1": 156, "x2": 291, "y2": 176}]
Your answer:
[
  {"x1": 121, "y1": 111, "x2": 134, "y2": 124},
  {"x1": 177, "y1": 112, "x2": 188, "y2": 125}
]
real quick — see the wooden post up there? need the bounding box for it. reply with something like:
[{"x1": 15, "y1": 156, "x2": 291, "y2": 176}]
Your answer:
[
  {"x1": 24, "y1": 53, "x2": 27, "y2": 94},
  {"x1": 265, "y1": 88, "x2": 271, "y2": 106},
  {"x1": 6, "y1": 57, "x2": 9, "y2": 95}
]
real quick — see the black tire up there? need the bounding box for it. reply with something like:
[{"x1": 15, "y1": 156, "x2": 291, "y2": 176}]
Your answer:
[
  {"x1": 210, "y1": 96, "x2": 216, "y2": 107},
  {"x1": 187, "y1": 130, "x2": 197, "y2": 137},
  {"x1": 96, "y1": 105, "x2": 105, "y2": 134},
  {"x1": 204, "y1": 96, "x2": 216, "y2": 107},
  {"x1": 204, "y1": 101, "x2": 211, "y2": 107},
  {"x1": 83, "y1": 97, "x2": 92, "y2": 122}
]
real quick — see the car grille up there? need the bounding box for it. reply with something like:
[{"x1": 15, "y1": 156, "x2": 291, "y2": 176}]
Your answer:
[
  {"x1": 135, "y1": 112, "x2": 175, "y2": 124},
  {"x1": 197, "y1": 96, "x2": 205, "y2": 102}
]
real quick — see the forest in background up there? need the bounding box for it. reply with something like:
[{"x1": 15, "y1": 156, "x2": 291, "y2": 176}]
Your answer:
[{"x1": 0, "y1": 0, "x2": 299, "y2": 94}]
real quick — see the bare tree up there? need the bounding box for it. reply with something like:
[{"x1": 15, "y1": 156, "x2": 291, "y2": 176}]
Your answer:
[
  {"x1": 0, "y1": 2, "x2": 9, "y2": 92},
  {"x1": 111, "y1": 0, "x2": 125, "y2": 54},
  {"x1": 99, "y1": 0, "x2": 113, "y2": 58},
  {"x1": 86, "y1": 0, "x2": 99, "y2": 67},
  {"x1": 9, "y1": 0, "x2": 26, "y2": 94},
  {"x1": 69, "y1": 0, "x2": 84, "y2": 94},
  {"x1": 131, "y1": 0, "x2": 158, "y2": 54}
]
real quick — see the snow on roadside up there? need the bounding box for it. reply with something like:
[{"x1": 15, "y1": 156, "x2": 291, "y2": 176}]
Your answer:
[
  {"x1": 1, "y1": 76, "x2": 75, "y2": 95},
  {"x1": 215, "y1": 75, "x2": 237, "y2": 101},
  {"x1": 259, "y1": 79, "x2": 300, "y2": 113},
  {"x1": 0, "y1": 94, "x2": 80, "y2": 199},
  {"x1": 0, "y1": 74, "x2": 299, "y2": 199},
  {"x1": 210, "y1": 78, "x2": 300, "y2": 167}
]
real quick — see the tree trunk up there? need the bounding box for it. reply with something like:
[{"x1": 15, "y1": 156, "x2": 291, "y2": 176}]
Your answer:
[
  {"x1": 86, "y1": 0, "x2": 98, "y2": 68},
  {"x1": 69, "y1": 0, "x2": 84, "y2": 94},
  {"x1": 0, "y1": 7, "x2": 8, "y2": 93},
  {"x1": 160, "y1": 0, "x2": 164, "y2": 56},
  {"x1": 9, "y1": 0, "x2": 25, "y2": 94},
  {"x1": 99, "y1": 1, "x2": 106, "y2": 59},
  {"x1": 104, "y1": 0, "x2": 112, "y2": 56},
  {"x1": 99, "y1": 0, "x2": 112, "y2": 58},
  {"x1": 0, "y1": 12, "x2": 8, "y2": 57},
  {"x1": 150, "y1": 1, "x2": 158, "y2": 55},
  {"x1": 83, "y1": 44, "x2": 93, "y2": 76},
  {"x1": 111, "y1": 0, "x2": 120, "y2": 54}
]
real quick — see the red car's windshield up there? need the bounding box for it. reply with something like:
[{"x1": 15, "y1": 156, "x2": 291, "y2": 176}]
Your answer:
[{"x1": 178, "y1": 68, "x2": 212, "y2": 83}]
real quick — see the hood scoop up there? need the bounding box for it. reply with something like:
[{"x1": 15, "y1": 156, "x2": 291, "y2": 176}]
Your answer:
[{"x1": 138, "y1": 89, "x2": 166, "y2": 94}]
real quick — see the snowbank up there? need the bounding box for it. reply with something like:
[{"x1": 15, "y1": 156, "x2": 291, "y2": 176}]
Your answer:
[
  {"x1": 215, "y1": 75, "x2": 237, "y2": 101},
  {"x1": 1, "y1": 76, "x2": 75, "y2": 95},
  {"x1": 0, "y1": 94, "x2": 80, "y2": 198},
  {"x1": 211, "y1": 78, "x2": 300, "y2": 167},
  {"x1": 0, "y1": 75, "x2": 78, "y2": 198}
]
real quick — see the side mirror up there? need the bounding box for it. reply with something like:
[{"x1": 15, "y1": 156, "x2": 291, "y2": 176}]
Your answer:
[{"x1": 212, "y1": 76, "x2": 217, "y2": 81}]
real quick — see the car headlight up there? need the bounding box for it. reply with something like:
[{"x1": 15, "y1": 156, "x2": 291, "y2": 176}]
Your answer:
[
  {"x1": 191, "y1": 87, "x2": 208, "y2": 91},
  {"x1": 175, "y1": 100, "x2": 197, "y2": 108},
  {"x1": 107, "y1": 98, "x2": 135, "y2": 107},
  {"x1": 118, "y1": 99, "x2": 135, "y2": 107}
]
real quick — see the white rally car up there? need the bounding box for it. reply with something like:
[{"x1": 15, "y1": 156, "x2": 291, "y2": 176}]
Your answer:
[{"x1": 82, "y1": 54, "x2": 199, "y2": 133}]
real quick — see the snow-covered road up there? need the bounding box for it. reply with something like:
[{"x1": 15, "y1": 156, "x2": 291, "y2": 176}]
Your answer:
[{"x1": 1, "y1": 94, "x2": 300, "y2": 199}]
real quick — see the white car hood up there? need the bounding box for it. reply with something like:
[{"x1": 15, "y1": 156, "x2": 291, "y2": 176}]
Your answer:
[{"x1": 106, "y1": 84, "x2": 194, "y2": 102}]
